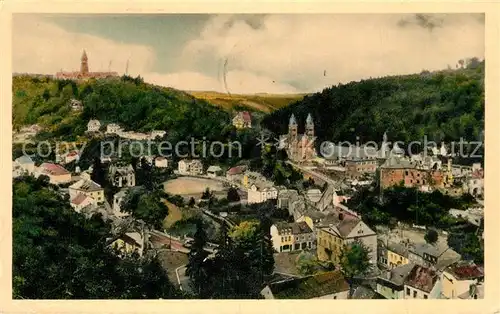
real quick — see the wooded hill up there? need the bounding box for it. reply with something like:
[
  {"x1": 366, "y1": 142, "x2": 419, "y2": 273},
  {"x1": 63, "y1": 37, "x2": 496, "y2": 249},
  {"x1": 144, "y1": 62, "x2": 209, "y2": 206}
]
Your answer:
[{"x1": 262, "y1": 60, "x2": 485, "y2": 146}]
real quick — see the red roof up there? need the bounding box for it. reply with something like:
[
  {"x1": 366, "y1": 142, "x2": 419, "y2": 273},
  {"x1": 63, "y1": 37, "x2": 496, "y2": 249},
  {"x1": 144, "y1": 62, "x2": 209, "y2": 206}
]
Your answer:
[
  {"x1": 71, "y1": 193, "x2": 91, "y2": 205},
  {"x1": 448, "y1": 263, "x2": 483, "y2": 280},
  {"x1": 472, "y1": 170, "x2": 484, "y2": 179},
  {"x1": 40, "y1": 163, "x2": 70, "y2": 176},
  {"x1": 227, "y1": 165, "x2": 247, "y2": 175},
  {"x1": 241, "y1": 111, "x2": 252, "y2": 123}
]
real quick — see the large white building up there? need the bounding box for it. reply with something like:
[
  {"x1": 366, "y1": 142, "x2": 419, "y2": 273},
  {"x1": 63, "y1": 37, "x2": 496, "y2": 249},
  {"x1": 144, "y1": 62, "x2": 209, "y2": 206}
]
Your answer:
[
  {"x1": 178, "y1": 159, "x2": 203, "y2": 176},
  {"x1": 247, "y1": 182, "x2": 278, "y2": 204}
]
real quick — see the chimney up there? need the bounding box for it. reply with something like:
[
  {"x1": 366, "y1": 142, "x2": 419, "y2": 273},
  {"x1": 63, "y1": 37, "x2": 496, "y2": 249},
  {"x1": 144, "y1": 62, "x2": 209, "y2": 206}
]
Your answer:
[{"x1": 386, "y1": 270, "x2": 391, "y2": 280}]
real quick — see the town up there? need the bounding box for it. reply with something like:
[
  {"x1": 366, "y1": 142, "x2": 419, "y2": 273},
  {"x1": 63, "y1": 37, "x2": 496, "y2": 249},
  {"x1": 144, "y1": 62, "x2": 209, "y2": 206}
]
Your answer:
[{"x1": 12, "y1": 52, "x2": 485, "y2": 299}]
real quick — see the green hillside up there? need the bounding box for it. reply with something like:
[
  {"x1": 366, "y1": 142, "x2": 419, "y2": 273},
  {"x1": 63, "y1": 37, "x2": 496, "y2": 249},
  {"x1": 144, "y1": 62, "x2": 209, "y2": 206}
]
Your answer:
[
  {"x1": 262, "y1": 61, "x2": 485, "y2": 146},
  {"x1": 187, "y1": 91, "x2": 307, "y2": 113},
  {"x1": 12, "y1": 75, "x2": 231, "y2": 142}
]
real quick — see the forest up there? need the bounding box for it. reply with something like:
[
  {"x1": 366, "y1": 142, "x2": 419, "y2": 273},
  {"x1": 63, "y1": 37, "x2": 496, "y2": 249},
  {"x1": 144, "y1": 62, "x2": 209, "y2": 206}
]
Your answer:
[
  {"x1": 13, "y1": 75, "x2": 231, "y2": 143},
  {"x1": 262, "y1": 59, "x2": 484, "y2": 146}
]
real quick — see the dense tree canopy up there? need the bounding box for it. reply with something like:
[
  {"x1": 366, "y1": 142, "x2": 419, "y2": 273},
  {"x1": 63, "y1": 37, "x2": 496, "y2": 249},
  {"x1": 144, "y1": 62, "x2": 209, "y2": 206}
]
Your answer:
[
  {"x1": 263, "y1": 61, "x2": 484, "y2": 146},
  {"x1": 12, "y1": 176, "x2": 180, "y2": 299}
]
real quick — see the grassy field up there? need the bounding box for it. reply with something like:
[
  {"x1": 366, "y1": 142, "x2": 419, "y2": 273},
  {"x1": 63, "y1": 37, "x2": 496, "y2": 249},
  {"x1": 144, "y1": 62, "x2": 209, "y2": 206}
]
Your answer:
[
  {"x1": 188, "y1": 91, "x2": 308, "y2": 113},
  {"x1": 163, "y1": 199, "x2": 183, "y2": 229}
]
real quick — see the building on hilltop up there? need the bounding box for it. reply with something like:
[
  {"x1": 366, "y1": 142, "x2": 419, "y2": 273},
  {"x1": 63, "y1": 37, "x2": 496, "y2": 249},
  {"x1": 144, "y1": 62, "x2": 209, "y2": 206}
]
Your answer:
[
  {"x1": 55, "y1": 50, "x2": 119, "y2": 81},
  {"x1": 232, "y1": 111, "x2": 252, "y2": 129}
]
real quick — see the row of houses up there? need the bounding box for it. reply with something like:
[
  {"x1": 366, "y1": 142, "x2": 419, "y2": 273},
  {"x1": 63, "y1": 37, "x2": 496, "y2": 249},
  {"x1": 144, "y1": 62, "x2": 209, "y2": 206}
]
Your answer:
[
  {"x1": 375, "y1": 260, "x2": 483, "y2": 300},
  {"x1": 87, "y1": 120, "x2": 166, "y2": 141}
]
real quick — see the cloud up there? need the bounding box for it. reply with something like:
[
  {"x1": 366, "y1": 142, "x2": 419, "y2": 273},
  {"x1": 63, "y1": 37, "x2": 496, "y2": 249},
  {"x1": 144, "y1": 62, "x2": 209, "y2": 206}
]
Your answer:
[
  {"x1": 13, "y1": 14, "x2": 484, "y2": 94},
  {"x1": 12, "y1": 15, "x2": 155, "y2": 77},
  {"x1": 13, "y1": 14, "x2": 297, "y2": 94},
  {"x1": 182, "y1": 13, "x2": 485, "y2": 92}
]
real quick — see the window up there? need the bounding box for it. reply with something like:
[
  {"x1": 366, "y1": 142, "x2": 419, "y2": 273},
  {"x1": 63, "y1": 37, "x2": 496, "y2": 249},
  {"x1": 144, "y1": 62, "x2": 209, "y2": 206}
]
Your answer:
[
  {"x1": 333, "y1": 296, "x2": 337, "y2": 299},
  {"x1": 413, "y1": 291, "x2": 417, "y2": 298},
  {"x1": 406, "y1": 288, "x2": 410, "y2": 296},
  {"x1": 405, "y1": 171, "x2": 409, "y2": 176},
  {"x1": 424, "y1": 294, "x2": 428, "y2": 299}
]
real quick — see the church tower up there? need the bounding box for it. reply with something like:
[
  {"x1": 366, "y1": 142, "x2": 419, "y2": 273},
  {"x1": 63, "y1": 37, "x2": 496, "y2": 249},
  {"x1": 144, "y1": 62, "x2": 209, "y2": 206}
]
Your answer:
[
  {"x1": 305, "y1": 113, "x2": 314, "y2": 139},
  {"x1": 80, "y1": 50, "x2": 89, "y2": 75},
  {"x1": 288, "y1": 114, "x2": 298, "y2": 140}
]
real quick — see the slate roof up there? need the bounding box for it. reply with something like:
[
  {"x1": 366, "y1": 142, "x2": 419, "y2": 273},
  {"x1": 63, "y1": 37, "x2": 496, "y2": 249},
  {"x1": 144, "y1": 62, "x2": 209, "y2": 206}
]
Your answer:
[
  {"x1": 275, "y1": 221, "x2": 313, "y2": 235},
  {"x1": 268, "y1": 270, "x2": 349, "y2": 299},
  {"x1": 387, "y1": 242, "x2": 409, "y2": 258},
  {"x1": 352, "y1": 285, "x2": 385, "y2": 299},
  {"x1": 378, "y1": 263, "x2": 416, "y2": 287},
  {"x1": 15, "y1": 155, "x2": 34, "y2": 164},
  {"x1": 318, "y1": 211, "x2": 362, "y2": 238}
]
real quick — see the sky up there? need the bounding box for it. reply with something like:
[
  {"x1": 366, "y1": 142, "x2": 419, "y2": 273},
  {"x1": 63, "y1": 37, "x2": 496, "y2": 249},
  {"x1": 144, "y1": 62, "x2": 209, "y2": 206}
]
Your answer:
[{"x1": 12, "y1": 13, "x2": 485, "y2": 94}]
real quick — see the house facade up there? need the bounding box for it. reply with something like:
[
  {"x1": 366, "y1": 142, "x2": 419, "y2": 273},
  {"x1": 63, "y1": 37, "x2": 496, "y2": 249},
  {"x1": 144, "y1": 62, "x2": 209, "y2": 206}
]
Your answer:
[
  {"x1": 376, "y1": 263, "x2": 416, "y2": 299},
  {"x1": 108, "y1": 164, "x2": 136, "y2": 187},
  {"x1": 69, "y1": 179, "x2": 105, "y2": 204},
  {"x1": 207, "y1": 165, "x2": 223, "y2": 177},
  {"x1": 247, "y1": 183, "x2": 278, "y2": 204},
  {"x1": 110, "y1": 232, "x2": 145, "y2": 257},
  {"x1": 316, "y1": 211, "x2": 377, "y2": 264},
  {"x1": 154, "y1": 157, "x2": 169, "y2": 168},
  {"x1": 232, "y1": 111, "x2": 252, "y2": 129},
  {"x1": 441, "y1": 262, "x2": 483, "y2": 299},
  {"x1": 71, "y1": 193, "x2": 95, "y2": 212},
  {"x1": 270, "y1": 221, "x2": 314, "y2": 253},
  {"x1": 106, "y1": 123, "x2": 122, "y2": 134},
  {"x1": 14, "y1": 155, "x2": 35, "y2": 175},
  {"x1": 178, "y1": 159, "x2": 203, "y2": 176}
]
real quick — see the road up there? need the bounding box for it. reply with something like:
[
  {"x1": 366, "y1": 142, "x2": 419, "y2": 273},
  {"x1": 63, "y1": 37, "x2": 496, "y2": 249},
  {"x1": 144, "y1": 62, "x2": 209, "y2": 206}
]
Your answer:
[{"x1": 286, "y1": 160, "x2": 337, "y2": 185}]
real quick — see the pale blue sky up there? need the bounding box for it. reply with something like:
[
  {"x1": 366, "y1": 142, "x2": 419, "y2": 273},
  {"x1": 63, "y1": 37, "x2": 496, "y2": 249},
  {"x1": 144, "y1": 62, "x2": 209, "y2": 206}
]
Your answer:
[{"x1": 13, "y1": 13, "x2": 485, "y2": 93}]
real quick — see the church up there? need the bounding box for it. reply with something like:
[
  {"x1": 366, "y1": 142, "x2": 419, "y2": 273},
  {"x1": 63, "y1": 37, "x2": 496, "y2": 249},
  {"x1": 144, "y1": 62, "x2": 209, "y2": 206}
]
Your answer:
[
  {"x1": 55, "y1": 50, "x2": 118, "y2": 80},
  {"x1": 282, "y1": 113, "x2": 317, "y2": 163}
]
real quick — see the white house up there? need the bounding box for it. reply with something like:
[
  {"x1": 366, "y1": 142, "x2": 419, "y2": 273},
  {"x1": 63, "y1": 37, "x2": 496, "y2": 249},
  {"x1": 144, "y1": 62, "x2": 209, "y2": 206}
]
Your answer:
[
  {"x1": 70, "y1": 99, "x2": 83, "y2": 111},
  {"x1": 106, "y1": 123, "x2": 122, "y2": 134},
  {"x1": 207, "y1": 165, "x2": 223, "y2": 178},
  {"x1": 14, "y1": 155, "x2": 35, "y2": 175},
  {"x1": 109, "y1": 164, "x2": 136, "y2": 187},
  {"x1": 247, "y1": 182, "x2": 278, "y2": 204},
  {"x1": 113, "y1": 189, "x2": 130, "y2": 217},
  {"x1": 150, "y1": 130, "x2": 166, "y2": 139},
  {"x1": 178, "y1": 159, "x2": 203, "y2": 176},
  {"x1": 154, "y1": 157, "x2": 169, "y2": 168},
  {"x1": 87, "y1": 119, "x2": 101, "y2": 132}
]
